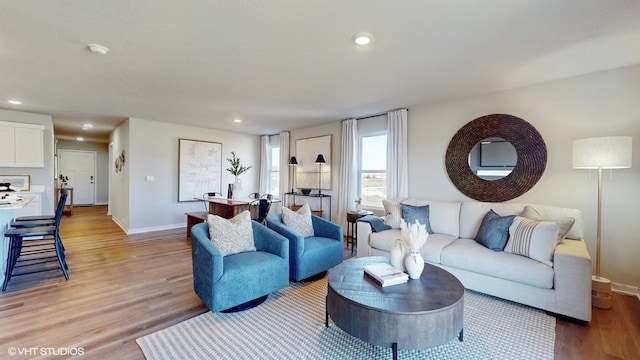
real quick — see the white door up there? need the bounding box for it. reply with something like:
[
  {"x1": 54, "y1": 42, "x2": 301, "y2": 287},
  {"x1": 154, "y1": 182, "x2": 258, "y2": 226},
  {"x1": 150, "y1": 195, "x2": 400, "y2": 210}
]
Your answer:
[{"x1": 59, "y1": 149, "x2": 96, "y2": 205}]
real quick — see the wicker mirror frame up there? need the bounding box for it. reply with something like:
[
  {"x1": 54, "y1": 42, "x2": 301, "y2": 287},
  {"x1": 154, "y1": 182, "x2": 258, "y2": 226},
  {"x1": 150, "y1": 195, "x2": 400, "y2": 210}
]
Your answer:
[{"x1": 445, "y1": 114, "x2": 547, "y2": 202}]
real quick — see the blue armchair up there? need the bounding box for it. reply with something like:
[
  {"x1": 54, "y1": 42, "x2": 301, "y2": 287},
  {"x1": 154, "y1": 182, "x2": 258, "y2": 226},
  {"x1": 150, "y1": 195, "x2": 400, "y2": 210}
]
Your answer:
[
  {"x1": 191, "y1": 221, "x2": 289, "y2": 312},
  {"x1": 266, "y1": 213, "x2": 343, "y2": 281}
]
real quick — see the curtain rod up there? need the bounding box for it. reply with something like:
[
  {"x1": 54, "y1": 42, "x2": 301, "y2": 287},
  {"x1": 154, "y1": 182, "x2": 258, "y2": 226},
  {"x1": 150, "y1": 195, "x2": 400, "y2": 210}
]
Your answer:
[{"x1": 353, "y1": 108, "x2": 408, "y2": 121}]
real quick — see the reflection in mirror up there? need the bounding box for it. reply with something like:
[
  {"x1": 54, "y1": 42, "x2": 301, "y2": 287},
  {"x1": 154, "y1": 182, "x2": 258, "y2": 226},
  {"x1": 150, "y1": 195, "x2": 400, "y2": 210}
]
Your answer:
[{"x1": 468, "y1": 137, "x2": 517, "y2": 181}]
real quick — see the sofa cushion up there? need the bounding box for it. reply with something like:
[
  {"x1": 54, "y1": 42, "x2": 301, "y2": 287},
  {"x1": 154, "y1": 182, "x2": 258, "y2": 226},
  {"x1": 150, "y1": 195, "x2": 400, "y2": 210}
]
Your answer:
[
  {"x1": 401, "y1": 203, "x2": 433, "y2": 233},
  {"x1": 207, "y1": 211, "x2": 255, "y2": 256},
  {"x1": 369, "y1": 229, "x2": 402, "y2": 253},
  {"x1": 521, "y1": 205, "x2": 582, "y2": 239},
  {"x1": 521, "y1": 206, "x2": 575, "y2": 241},
  {"x1": 460, "y1": 202, "x2": 525, "y2": 239},
  {"x1": 282, "y1": 203, "x2": 314, "y2": 237},
  {"x1": 382, "y1": 199, "x2": 403, "y2": 229},
  {"x1": 401, "y1": 199, "x2": 461, "y2": 237},
  {"x1": 504, "y1": 216, "x2": 561, "y2": 267},
  {"x1": 421, "y1": 233, "x2": 458, "y2": 264},
  {"x1": 440, "y1": 238, "x2": 554, "y2": 289},
  {"x1": 475, "y1": 209, "x2": 515, "y2": 251}
]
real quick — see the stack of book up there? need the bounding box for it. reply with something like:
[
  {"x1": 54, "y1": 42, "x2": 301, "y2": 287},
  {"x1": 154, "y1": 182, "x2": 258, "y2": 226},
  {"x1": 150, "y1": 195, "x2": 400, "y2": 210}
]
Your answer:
[{"x1": 363, "y1": 262, "x2": 409, "y2": 287}]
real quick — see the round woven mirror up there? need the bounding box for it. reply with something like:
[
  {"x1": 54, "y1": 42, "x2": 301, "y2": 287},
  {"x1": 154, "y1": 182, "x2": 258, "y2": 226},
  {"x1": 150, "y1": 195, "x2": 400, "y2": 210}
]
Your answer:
[{"x1": 445, "y1": 114, "x2": 547, "y2": 202}]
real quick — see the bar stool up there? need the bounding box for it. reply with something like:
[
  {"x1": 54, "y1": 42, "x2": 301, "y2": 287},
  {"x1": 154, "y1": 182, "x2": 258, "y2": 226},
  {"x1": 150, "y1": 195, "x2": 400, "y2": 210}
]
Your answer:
[
  {"x1": 11, "y1": 190, "x2": 68, "y2": 251},
  {"x1": 2, "y1": 225, "x2": 69, "y2": 291}
]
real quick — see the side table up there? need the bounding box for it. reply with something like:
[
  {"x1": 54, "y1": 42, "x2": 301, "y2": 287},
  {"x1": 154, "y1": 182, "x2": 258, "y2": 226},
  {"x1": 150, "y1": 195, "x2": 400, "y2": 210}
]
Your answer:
[{"x1": 346, "y1": 210, "x2": 372, "y2": 254}]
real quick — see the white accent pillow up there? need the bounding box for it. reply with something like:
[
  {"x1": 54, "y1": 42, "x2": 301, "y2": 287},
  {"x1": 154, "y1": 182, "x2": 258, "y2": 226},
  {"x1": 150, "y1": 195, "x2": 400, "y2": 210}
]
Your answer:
[
  {"x1": 504, "y1": 216, "x2": 561, "y2": 267},
  {"x1": 207, "y1": 210, "x2": 255, "y2": 256},
  {"x1": 382, "y1": 199, "x2": 402, "y2": 229},
  {"x1": 282, "y1": 203, "x2": 314, "y2": 237}
]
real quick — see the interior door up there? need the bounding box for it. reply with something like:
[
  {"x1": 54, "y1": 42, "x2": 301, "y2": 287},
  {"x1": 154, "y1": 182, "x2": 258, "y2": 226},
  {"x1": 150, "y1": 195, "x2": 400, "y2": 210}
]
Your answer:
[{"x1": 58, "y1": 149, "x2": 96, "y2": 205}]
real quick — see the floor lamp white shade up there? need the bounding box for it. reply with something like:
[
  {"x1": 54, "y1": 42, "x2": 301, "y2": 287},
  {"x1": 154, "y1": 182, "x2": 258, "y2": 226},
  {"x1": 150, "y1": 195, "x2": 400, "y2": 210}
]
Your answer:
[
  {"x1": 573, "y1": 136, "x2": 632, "y2": 170},
  {"x1": 572, "y1": 136, "x2": 632, "y2": 309}
]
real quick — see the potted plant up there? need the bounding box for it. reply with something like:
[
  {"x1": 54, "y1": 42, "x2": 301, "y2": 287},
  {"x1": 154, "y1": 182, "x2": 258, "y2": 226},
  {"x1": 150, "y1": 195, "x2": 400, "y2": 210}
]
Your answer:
[
  {"x1": 58, "y1": 174, "x2": 69, "y2": 188},
  {"x1": 226, "y1": 152, "x2": 252, "y2": 199}
]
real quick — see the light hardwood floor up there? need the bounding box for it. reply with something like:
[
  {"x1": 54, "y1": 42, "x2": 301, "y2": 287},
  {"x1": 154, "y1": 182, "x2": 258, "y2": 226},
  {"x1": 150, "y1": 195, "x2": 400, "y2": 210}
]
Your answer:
[{"x1": 0, "y1": 206, "x2": 638, "y2": 359}]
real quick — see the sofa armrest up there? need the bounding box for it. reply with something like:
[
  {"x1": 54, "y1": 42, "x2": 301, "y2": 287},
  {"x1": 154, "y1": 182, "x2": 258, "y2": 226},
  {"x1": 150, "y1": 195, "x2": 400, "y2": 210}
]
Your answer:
[
  {"x1": 356, "y1": 220, "x2": 374, "y2": 257},
  {"x1": 252, "y1": 221, "x2": 289, "y2": 261},
  {"x1": 311, "y1": 215, "x2": 343, "y2": 241},
  {"x1": 266, "y1": 214, "x2": 305, "y2": 258},
  {"x1": 553, "y1": 239, "x2": 592, "y2": 321},
  {"x1": 191, "y1": 222, "x2": 224, "y2": 284}
]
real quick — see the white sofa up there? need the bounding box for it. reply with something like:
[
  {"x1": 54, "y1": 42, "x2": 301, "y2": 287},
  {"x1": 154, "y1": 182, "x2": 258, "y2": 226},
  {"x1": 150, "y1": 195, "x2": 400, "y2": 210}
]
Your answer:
[{"x1": 356, "y1": 198, "x2": 592, "y2": 322}]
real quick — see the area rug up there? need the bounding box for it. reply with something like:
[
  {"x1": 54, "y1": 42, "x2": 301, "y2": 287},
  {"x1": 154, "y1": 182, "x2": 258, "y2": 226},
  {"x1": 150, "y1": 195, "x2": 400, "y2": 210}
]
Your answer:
[{"x1": 137, "y1": 278, "x2": 555, "y2": 359}]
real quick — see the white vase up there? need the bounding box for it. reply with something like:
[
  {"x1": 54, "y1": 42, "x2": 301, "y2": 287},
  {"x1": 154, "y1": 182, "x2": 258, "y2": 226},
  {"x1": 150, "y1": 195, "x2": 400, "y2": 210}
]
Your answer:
[
  {"x1": 390, "y1": 239, "x2": 405, "y2": 271},
  {"x1": 355, "y1": 203, "x2": 363, "y2": 212},
  {"x1": 404, "y1": 252, "x2": 425, "y2": 280},
  {"x1": 233, "y1": 177, "x2": 242, "y2": 199}
]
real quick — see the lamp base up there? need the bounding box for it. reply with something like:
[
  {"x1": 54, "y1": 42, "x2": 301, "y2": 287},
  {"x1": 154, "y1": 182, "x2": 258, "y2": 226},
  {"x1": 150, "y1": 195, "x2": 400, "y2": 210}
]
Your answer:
[{"x1": 591, "y1": 275, "x2": 612, "y2": 309}]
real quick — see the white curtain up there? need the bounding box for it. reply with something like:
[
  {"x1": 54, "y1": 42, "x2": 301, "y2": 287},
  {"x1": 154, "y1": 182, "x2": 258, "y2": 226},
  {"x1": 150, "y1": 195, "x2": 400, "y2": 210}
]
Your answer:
[
  {"x1": 387, "y1": 109, "x2": 409, "y2": 198},
  {"x1": 259, "y1": 135, "x2": 270, "y2": 196},
  {"x1": 337, "y1": 118, "x2": 358, "y2": 228},
  {"x1": 278, "y1": 131, "x2": 290, "y2": 200}
]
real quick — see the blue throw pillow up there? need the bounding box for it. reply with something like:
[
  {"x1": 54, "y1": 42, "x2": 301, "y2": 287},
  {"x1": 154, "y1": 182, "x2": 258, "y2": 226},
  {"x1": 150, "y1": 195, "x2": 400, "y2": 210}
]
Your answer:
[
  {"x1": 475, "y1": 209, "x2": 515, "y2": 251},
  {"x1": 401, "y1": 204, "x2": 433, "y2": 233}
]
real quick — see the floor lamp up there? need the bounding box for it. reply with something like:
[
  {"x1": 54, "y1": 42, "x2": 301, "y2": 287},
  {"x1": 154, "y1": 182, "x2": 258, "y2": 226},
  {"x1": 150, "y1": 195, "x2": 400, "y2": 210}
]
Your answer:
[
  {"x1": 573, "y1": 136, "x2": 632, "y2": 309},
  {"x1": 315, "y1": 154, "x2": 326, "y2": 196},
  {"x1": 288, "y1": 156, "x2": 298, "y2": 193}
]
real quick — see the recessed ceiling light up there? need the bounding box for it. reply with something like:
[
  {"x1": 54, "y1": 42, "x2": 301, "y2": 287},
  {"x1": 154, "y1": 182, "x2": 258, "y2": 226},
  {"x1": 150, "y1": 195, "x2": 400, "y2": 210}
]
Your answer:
[
  {"x1": 352, "y1": 33, "x2": 372, "y2": 46},
  {"x1": 233, "y1": 119, "x2": 242, "y2": 123},
  {"x1": 88, "y1": 43, "x2": 109, "y2": 55},
  {"x1": 8, "y1": 100, "x2": 22, "y2": 105},
  {"x1": 76, "y1": 137, "x2": 84, "y2": 142},
  {"x1": 82, "y1": 124, "x2": 93, "y2": 130}
]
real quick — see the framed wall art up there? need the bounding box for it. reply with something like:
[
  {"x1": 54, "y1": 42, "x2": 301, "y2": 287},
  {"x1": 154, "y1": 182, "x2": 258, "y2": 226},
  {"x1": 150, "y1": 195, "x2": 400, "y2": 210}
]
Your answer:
[
  {"x1": 0, "y1": 175, "x2": 30, "y2": 191},
  {"x1": 178, "y1": 139, "x2": 222, "y2": 202},
  {"x1": 295, "y1": 135, "x2": 332, "y2": 190}
]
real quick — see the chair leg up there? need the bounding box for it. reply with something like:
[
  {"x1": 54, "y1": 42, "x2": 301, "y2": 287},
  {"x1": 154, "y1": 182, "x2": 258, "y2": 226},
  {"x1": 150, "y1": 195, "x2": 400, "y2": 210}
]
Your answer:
[
  {"x1": 2, "y1": 238, "x2": 20, "y2": 291},
  {"x1": 55, "y1": 239, "x2": 69, "y2": 280}
]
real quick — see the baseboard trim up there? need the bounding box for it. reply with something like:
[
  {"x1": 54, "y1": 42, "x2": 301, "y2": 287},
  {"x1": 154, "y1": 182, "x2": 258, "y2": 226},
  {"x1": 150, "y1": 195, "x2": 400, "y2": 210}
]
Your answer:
[{"x1": 612, "y1": 282, "x2": 639, "y2": 298}]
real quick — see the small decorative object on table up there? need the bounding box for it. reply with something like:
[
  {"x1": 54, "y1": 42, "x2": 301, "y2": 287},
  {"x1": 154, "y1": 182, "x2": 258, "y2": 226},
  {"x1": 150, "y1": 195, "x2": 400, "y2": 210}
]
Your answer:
[
  {"x1": 355, "y1": 198, "x2": 363, "y2": 212},
  {"x1": 300, "y1": 188, "x2": 312, "y2": 195},
  {"x1": 226, "y1": 152, "x2": 252, "y2": 199},
  {"x1": 363, "y1": 262, "x2": 408, "y2": 287},
  {"x1": 401, "y1": 219, "x2": 429, "y2": 279},
  {"x1": 390, "y1": 239, "x2": 406, "y2": 271}
]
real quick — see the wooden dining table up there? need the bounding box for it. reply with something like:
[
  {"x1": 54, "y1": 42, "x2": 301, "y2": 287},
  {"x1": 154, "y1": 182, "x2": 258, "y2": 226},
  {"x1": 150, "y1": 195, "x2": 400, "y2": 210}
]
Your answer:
[{"x1": 196, "y1": 197, "x2": 251, "y2": 219}]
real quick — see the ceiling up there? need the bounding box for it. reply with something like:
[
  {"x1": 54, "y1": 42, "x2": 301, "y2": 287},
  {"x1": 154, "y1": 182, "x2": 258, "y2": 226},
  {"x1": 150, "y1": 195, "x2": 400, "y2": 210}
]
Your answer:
[{"x1": 2, "y1": 1, "x2": 640, "y2": 143}]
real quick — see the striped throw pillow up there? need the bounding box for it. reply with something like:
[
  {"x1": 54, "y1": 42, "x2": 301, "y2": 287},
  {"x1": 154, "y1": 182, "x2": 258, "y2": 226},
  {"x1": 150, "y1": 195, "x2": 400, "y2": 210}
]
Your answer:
[{"x1": 504, "y1": 216, "x2": 561, "y2": 267}]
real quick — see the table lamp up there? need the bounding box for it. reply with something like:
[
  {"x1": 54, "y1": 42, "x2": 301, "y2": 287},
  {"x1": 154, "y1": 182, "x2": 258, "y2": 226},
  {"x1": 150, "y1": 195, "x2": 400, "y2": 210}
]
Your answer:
[
  {"x1": 288, "y1": 156, "x2": 298, "y2": 193},
  {"x1": 315, "y1": 154, "x2": 326, "y2": 195}
]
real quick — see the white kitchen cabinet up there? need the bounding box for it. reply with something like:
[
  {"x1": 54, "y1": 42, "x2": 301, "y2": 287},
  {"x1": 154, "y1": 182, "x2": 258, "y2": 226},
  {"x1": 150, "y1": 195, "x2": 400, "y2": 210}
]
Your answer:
[{"x1": 0, "y1": 121, "x2": 44, "y2": 168}]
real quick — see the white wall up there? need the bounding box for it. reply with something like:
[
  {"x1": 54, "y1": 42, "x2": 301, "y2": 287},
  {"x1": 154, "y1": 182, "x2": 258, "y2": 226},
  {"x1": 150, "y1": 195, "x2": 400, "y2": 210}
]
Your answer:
[
  {"x1": 110, "y1": 119, "x2": 130, "y2": 230},
  {"x1": 123, "y1": 118, "x2": 260, "y2": 233},
  {"x1": 0, "y1": 109, "x2": 55, "y2": 213},
  {"x1": 407, "y1": 64, "x2": 640, "y2": 289},
  {"x1": 56, "y1": 140, "x2": 109, "y2": 204}
]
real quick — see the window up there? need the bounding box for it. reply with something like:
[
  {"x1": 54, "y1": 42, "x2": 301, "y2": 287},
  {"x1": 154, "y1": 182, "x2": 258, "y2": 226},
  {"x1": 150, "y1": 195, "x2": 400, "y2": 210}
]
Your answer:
[
  {"x1": 359, "y1": 134, "x2": 387, "y2": 208},
  {"x1": 270, "y1": 146, "x2": 280, "y2": 196}
]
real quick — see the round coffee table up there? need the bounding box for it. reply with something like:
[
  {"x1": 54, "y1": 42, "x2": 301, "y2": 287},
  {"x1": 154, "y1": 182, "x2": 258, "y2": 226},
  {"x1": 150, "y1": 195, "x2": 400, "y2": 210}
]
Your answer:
[{"x1": 326, "y1": 256, "x2": 464, "y2": 359}]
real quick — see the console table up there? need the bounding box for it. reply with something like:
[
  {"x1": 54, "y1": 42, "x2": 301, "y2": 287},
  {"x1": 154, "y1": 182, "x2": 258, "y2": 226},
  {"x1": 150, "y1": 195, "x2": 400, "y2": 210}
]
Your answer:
[
  {"x1": 283, "y1": 192, "x2": 331, "y2": 220},
  {"x1": 55, "y1": 187, "x2": 73, "y2": 215}
]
